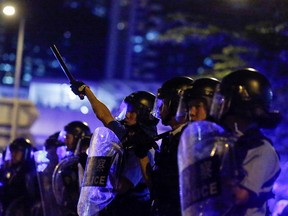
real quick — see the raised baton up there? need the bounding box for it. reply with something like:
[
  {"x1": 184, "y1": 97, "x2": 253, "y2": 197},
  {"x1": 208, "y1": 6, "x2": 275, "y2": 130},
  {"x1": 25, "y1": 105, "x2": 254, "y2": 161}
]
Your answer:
[
  {"x1": 50, "y1": 44, "x2": 84, "y2": 99},
  {"x1": 50, "y1": 44, "x2": 76, "y2": 83}
]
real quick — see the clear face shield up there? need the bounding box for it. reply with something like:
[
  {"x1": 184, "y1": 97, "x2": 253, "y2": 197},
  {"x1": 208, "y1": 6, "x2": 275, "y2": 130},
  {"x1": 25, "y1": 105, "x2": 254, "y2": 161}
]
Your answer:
[
  {"x1": 115, "y1": 101, "x2": 137, "y2": 121},
  {"x1": 176, "y1": 93, "x2": 188, "y2": 122},
  {"x1": 177, "y1": 95, "x2": 211, "y2": 122},
  {"x1": 3, "y1": 146, "x2": 11, "y2": 162},
  {"x1": 151, "y1": 96, "x2": 164, "y2": 119},
  {"x1": 210, "y1": 83, "x2": 257, "y2": 123},
  {"x1": 58, "y1": 130, "x2": 67, "y2": 143},
  {"x1": 209, "y1": 87, "x2": 230, "y2": 121},
  {"x1": 115, "y1": 101, "x2": 128, "y2": 121},
  {"x1": 56, "y1": 130, "x2": 71, "y2": 160}
]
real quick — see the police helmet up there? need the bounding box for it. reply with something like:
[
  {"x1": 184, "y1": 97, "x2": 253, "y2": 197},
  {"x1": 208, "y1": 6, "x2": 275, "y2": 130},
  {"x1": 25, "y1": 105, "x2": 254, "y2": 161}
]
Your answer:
[
  {"x1": 177, "y1": 77, "x2": 220, "y2": 120},
  {"x1": 153, "y1": 76, "x2": 194, "y2": 121},
  {"x1": 64, "y1": 121, "x2": 91, "y2": 139},
  {"x1": 44, "y1": 131, "x2": 64, "y2": 150},
  {"x1": 58, "y1": 121, "x2": 91, "y2": 144},
  {"x1": 9, "y1": 137, "x2": 33, "y2": 161},
  {"x1": 157, "y1": 76, "x2": 194, "y2": 100},
  {"x1": 217, "y1": 68, "x2": 281, "y2": 128},
  {"x1": 117, "y1": 91, "x2": 159, "y2": 125}
]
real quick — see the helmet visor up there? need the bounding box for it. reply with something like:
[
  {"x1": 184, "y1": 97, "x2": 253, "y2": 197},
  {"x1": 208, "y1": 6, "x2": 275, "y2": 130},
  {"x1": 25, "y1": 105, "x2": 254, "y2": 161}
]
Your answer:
[
  {"x1": 56, "y1": 145, "x2": 69, "y2": 161},
  {"x1": 209, "y1": 90, "x2": 229, "y2": 121},
  {"x1": 115, "y1": 101, "x2": 136, "y2": 121},
  {"x1": 176, "y1": 95, "x2": 188, "y2": 122},
  {"x1": 58, "y1": 130, "x2": 67, "y2": 143},
  {"x1": 151, "y1": 97, "x2": 163, "y2": 119},
  {"x1": 4, "y1": 146, "x2": 11, "y2": 162}
]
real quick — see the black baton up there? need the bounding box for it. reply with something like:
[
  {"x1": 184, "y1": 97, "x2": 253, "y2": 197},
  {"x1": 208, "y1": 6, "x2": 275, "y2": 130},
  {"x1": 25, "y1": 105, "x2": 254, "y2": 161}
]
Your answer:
[
  {"x1": 50, "y1": 44, "x2": 84, "y2": 100},
  {"x1": 50, "y1": 44, "x2": 76, "y2": 83}
]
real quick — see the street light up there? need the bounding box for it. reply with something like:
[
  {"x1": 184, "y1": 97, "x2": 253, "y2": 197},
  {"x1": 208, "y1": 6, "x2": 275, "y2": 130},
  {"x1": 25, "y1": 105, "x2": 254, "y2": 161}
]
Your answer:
[
  {"x1": 2, "y1": 5, "x2": 15, "y2": 16},
  {"x1": 2, "y1": 3, "x2": 26, "y2": 141}
]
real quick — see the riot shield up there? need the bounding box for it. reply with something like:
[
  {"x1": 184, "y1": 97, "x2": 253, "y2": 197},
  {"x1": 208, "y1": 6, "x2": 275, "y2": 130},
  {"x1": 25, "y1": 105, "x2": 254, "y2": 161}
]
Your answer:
[
  {"x1": 34, "y1": 149, "x2": 62, "y2": 216},
  {"x1": 1, "y1": 153, "x2": 43, "y2": 216},
  {"x1": 52, "y1": 155, "x2": 80, "y2": 215},
  {"x1": 178, "y1": 120, "x2": 238, "y2": 216},
  {"x1": 77, "y1": 127, "x2": 123, "y2": 216}
]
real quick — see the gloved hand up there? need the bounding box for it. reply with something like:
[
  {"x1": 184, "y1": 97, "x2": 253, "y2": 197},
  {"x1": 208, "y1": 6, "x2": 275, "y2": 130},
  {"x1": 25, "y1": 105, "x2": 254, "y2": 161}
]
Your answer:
[
  {"x1": 130, "y1": 133, "x2": 157, "y2": 159},
  {"x1": 70, "y1": 80, "x2": 88, "y2": 100}
]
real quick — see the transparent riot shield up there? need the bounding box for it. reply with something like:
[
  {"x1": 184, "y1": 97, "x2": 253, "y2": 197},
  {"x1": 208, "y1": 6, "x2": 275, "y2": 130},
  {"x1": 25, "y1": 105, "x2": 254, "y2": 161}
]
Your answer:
[
  {"x1": 34, "y1": 149, "x2": 62, "y2": 216},
  {"x1": 52, "y1": 155, "x2": 80, "y2": 205},
  {"x1": 77, "y1": 127, "x2": 123, "y2": 216},
  {"x1": 1, "y1": 151, "x2": 43, "y2": 216},
  {"x1": 178, "y1": 120, "x2": 238, "y2": 216}
]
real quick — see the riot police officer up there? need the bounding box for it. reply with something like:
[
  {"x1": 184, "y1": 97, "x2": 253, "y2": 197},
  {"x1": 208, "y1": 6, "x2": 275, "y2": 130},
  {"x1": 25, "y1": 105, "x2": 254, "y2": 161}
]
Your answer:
[
  {"x1": 178, "y1": 70, "x2": 281, "y2": 216},
  {"x1": 0, "y1": 138, "x2": 41, "y2": 216},
  {"x1": 70, "y1": 81, "x2": 159, "y2": 216},
  {"x1": 177, "y1": 77, "x2": 231, "y2": 216},
  {"x1": 44, "y1": 131, "x2": 64, "y2": 170},
  {"x1": 176, "y1": 77, "x2": 220, "y2": 122},
  {"x1": 149, "y1": 76, "x2": 194, "y2": 216},
  {"x1": 212, "y1": 68, "x2": 281, "y2": 215},
  {"x1": 53, "y1": 121, "x2": 92, "y2": 216},
  {"x1": 59, "y1": 121, "x2": 92, "y2": 166},
  {"x1": 35, "y1": 131, "x2": 66, "y2": 216}
]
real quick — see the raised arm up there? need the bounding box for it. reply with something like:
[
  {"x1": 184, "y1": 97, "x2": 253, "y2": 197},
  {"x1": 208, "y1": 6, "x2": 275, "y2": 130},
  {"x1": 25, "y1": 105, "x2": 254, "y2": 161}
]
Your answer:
[{"x1": 70, "y1": 81, "x2": 114, "y2": 126}]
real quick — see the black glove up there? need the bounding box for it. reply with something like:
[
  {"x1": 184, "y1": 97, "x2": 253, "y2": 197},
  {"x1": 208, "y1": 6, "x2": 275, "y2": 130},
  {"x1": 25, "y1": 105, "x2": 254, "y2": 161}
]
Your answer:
[
  {"x1": 130, "y1": 133, "x2": 157, "y2": 159},
  {"x1": 70, "y1": 80, "x2": 87, "y2": 100}
]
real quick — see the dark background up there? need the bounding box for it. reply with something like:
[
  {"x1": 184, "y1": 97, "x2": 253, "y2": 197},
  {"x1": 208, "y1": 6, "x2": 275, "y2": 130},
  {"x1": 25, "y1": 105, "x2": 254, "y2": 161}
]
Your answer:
[{"x1": 1, "y1": 0, "x2": 288, "y2": 212}]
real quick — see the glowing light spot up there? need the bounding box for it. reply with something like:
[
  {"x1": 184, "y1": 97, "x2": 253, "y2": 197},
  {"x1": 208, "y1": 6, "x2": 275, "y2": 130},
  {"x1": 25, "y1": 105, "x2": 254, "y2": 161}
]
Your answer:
[
  {"x1": 23, "y1": 73, "x2": 32, "y2": 82},
  {"x1": 133, "y1": 36, "x2": 143, "y2": 43},
  {"x1": 2, "y1": 75, "x2": 14, "y2": 84},
  {"x1": 146, "y1": 31, "x2": 158, "y2": 41},
  {"x1": 3, "y1": 6, "x2": 15, "y2": 16},
  {"x1": 64, "y1": 31, "x2": 71, "y2": 39},
  {"x1": 117, "y1": 22, "x2": 126, "y2": 30},
  {"x1": 133, "y1": 45, "x2": 143, "y2": 53},
  {"x1": 204, "y1": 57, "x2": 214, "y2": 67},
  {"x1": 0, "y1": 63, "x2": 13, "y2": 72},
  {"x1": 80, "y1": 106, "x2": 89, "y2": 114}
]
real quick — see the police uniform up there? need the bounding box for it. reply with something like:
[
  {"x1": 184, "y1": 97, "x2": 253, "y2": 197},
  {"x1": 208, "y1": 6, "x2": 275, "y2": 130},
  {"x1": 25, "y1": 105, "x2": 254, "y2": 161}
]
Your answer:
[
  {"x1": 0, "y1": 140, "x2": 40, "y2": 216},
  {"x1": 231, "y1": 128, "x2": 280, "y2": 215},
  {"x1": 69, "y1": 84, "x2": 159, "y2": 216},
  {"x1": 152, "y1": 124, "x2": 187, "y2": 216},
  {"x1": 99, "y1": 120, "x2": 156, "y2": 216},
  {"x1": 212, "y1": 68, "x2": 282, "y2": 216}
]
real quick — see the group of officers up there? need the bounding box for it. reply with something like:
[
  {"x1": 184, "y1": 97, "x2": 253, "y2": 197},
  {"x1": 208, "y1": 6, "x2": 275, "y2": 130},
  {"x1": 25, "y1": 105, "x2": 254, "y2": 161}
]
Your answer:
[{"x1": 0, "y1": 67, "x2": 283, "y2": 216}]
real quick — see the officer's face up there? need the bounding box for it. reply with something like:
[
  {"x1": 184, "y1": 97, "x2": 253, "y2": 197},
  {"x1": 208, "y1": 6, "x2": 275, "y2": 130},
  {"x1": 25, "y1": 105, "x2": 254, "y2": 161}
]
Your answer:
[
  {"x1": 188, "y1": 99, "x2": 207, "y2": 121},
  {"x1": 11, "y1": 150, "x2": 24, "y2": 164},
  {"x1": 64, "y1": 133, "x2": 75, "y2": 151},
  {"x1": 159, "y1": 98, "x2": 171, "y2": 125},
  {"x1": 125, "y1": 111, "x2": 137, "y2": 126},
  {"x1": 124, "y1": 104, "x2": 138, "y2": 126}
]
